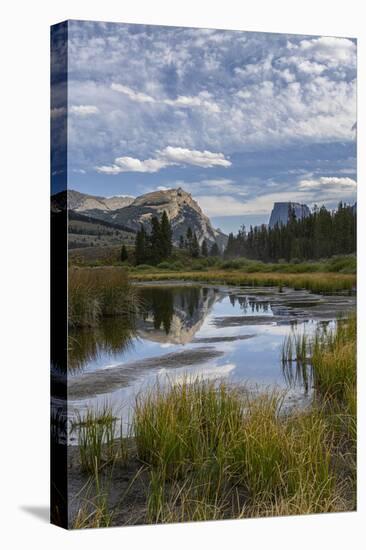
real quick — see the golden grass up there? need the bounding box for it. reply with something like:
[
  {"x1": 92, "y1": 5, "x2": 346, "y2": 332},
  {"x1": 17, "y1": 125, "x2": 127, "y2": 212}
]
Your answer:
[{"x1": 130, "y1": 270, "x2": 355, "y2": 293}]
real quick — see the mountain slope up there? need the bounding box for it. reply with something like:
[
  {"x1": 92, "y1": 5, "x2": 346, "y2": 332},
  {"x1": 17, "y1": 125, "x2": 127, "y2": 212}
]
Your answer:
[
  {"x1": 51, "y1": 189, "x2": 134, "y2": 213},
  {"x1": 52, "y1": 188, "x2": 227, "y2": 250},
  {"x1": 80, "y1": 187, "x2": 227, "y2": 250}
]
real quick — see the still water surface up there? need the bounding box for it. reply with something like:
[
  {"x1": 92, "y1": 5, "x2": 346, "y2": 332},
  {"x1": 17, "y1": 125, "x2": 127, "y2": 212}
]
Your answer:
[{"x1": 67, "y1": 283, "x2": 355, "y2": 436}]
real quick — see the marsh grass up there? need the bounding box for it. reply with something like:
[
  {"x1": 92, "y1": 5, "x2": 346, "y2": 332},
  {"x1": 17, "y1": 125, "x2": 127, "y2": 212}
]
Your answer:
[
  {"x1": 133, "y1": 379, "x2": 350, "y2": 522},
  {"x1": 68, "y1": 267, "x2": 140, "y2": 328},
  {"x1": 281, "y1": 315, "x2": 356, "y2": 404},
  {"x1": 73, "y1": 405, "x2": 129, "y2": 473},
  {"x1": 130, "y1": 270, "x2": 355, "y2": 294},
  {"x1": 312, "y1": 316, "x2": 356, "y2": 403}
]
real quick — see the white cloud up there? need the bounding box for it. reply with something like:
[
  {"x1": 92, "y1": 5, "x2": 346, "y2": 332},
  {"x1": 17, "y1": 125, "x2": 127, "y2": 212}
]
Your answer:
[
  {"x1": 96, "y1": 147, "x2": 231, "y2": 174},
  {"x1": 198, "y1": 177, "x2": 357, "y2": 217},
  {"x1": 110, "y1": 83, "x2": 155, "y2": 103},
  {"x1": 199, "y1": 192, "x2": 311, "y2": 217},
  {"x1": 66, "y1": 24, "x2": 357, "y2": 170},
  {"x1": 111, "y1": 83, "x2": 220, "y2": 113},
  {"x1": 299, "y1": 176, "x2": 356, "y2": 192},
  {"x1": 297, "y1": 37, "x2": 356, "y2": 67},
  {"x1": 164, "y1": 92, "x2": 220, "y2": 113},
  {"x1": 158, "y1": 147, "x2": 230, "y2": 168},
  {"x1": 70, "y1": 104, "x2": 99, "y2": 115},
  {"x1": 286, "y1": 57, "x2": 326, "y2": 75}
]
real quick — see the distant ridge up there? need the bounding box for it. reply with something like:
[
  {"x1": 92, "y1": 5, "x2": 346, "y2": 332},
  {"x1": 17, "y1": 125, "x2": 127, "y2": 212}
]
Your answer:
[
  {"x1": 52, "y1": 188, "x2": 228, "y2": 251},
  {"x1": 51, "y1": 189, "x2": 134, "y2": 213}
]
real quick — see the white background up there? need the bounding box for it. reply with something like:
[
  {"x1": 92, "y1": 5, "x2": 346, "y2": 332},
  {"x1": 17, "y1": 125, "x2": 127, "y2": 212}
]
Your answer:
[{"x1": 1, "y1": 1, "x2": 365, "y2": 548}]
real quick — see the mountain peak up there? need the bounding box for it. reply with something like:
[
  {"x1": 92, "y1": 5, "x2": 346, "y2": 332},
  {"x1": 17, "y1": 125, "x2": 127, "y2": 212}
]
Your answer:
[{"x1": 53, "y1": 187, "x2": 228, "y2": 251}]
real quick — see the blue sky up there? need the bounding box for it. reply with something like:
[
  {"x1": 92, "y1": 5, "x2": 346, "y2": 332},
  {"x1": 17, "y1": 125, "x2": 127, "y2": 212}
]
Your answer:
[{"x1": 52, "y1": 20, "x2": 357, "y2": 233}]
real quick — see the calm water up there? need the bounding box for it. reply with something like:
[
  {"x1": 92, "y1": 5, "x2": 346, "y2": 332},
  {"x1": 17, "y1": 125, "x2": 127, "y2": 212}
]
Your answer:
[{"x1": 67, "y1": 284, "x2": 355, "y2": 438}]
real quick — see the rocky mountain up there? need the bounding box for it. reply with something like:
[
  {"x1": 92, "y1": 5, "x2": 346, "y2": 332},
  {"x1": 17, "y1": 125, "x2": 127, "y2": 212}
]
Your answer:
[
  {"x1": 51, "y1": 189, "x2": 134, "y2": 213},
  {"x1": 74, "y1": 188, "x2": 227, "y2": 250},
  {"x1": 269, "y1": 202, "x2": 311, "y2": 229}
]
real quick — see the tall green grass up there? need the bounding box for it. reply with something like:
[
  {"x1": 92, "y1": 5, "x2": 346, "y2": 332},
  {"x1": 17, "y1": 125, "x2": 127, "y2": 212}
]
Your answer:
[
  {"x1": 72, "y1": 405, "x2": 128, "y2": 473},
  {"x1": 68, "y1": 267, "x2": 140, "y2": 328},
  {"x1": 133, "y1": 379, "x2": 349, "y2": 522},
  {"x1": 281, "y1": 315, "x2": 357, "y2": 503},
  {"x1": 282, "y1": 315, "x2": 356, "y2": 404}
]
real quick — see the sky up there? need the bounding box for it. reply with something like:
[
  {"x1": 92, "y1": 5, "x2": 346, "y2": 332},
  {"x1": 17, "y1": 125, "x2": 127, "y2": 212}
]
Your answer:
[{"x1": 52, "y1": 20, "x2": 357, "y2": 233}]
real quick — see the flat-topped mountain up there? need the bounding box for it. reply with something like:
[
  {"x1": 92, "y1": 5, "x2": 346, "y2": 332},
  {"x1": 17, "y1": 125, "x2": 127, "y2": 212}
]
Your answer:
[{"x1": 269, "y1": 202, "x2": 310, "y2": 229}]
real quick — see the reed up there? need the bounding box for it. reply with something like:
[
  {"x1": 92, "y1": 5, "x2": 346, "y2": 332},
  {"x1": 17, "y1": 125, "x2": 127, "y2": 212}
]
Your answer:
[
  {"x1": 72, "y1": 404, "x2": 129, "y2": 473},
  {"x1": 68, "y1": 267, "x2": 140, "y2": 328},
  {"x1": 133, "y1": 379, "x2": 348, "y2": 522},
  {"x1": 312, "y1": 316, "x2": 356, "y2": 403}
]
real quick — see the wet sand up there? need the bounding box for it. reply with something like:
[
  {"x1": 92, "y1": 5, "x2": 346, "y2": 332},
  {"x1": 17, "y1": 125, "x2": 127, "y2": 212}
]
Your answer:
[{"x1": 68, "y1": 347, "x2": 224, "y2": 400}]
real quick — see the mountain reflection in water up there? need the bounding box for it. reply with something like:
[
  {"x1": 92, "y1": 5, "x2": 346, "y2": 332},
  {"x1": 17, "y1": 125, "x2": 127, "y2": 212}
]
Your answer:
[{"x1": 67, "y1": 284, "x2": 355, "y2": 407}]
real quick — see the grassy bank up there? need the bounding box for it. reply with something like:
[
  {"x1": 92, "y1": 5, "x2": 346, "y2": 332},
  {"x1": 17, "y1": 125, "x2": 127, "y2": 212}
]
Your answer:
[
  {"x1": 130, "y1": 270, "x2": 355, "y2": 294},
  {"x1": 70, "y1": 249, "x2": 356, "y2": 275},
  {"x1": 71, "y1": 315, "x2": 356, "y2": 527},
  {"x1": 68, "y1": 267, "x2": 139, "y2": 328}
]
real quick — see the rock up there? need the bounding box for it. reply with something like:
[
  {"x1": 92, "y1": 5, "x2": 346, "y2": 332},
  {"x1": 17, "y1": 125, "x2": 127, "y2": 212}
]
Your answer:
[
  {"x1": 51, "y1": 189, "x2": 134, "y2": 213},
  {"x1": 269, "y1": 202, "x2": 310, "y2": 228}
]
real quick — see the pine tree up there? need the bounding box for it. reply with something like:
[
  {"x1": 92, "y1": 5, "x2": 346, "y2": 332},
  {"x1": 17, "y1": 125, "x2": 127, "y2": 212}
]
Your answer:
[
  {"x1": 225, "y1": 233, "x2": 235, "y2": 257},
  {"x1": 201, "y1": 239, "x2": 208, "y2": 257},
  {"x1": 191, "y1": 233, "x2": 200, "y2": 258},
  {"x1": 179, "y1": 235, "x2": 185, "y2": 249},
  {"x1": 150, "y1": 216, "x2": 163, "y2": 264},
  {"x1": 120, "y1": 244, "x2": 128, "y2": 262},
  {"x1": 160, "y1": 211, "x2": 173, "y2": 259},
  {"x1": 135, "y1": 224, "x2": 148, "y2": 265},
  {"x1": 210, "y1": 242, "x2": 220, "y2": 256},
  {"x1": 186, "y1": 227, "x2": 193, "y2": 249}
]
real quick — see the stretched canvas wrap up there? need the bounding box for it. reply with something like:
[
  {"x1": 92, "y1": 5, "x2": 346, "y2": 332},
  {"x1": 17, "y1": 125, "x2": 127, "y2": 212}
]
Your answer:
[{"x1": 51, "y1": 20, "x2": 357, "y2": 529}]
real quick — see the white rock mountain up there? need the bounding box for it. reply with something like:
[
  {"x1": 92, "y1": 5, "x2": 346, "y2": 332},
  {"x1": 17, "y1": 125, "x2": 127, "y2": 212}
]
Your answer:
[
  {"x1": 52, "y1": 187, "x2": 228, "y2": 250},
  {"x1": 68, "y1": 190, "x2": 134, "y2": 212}
]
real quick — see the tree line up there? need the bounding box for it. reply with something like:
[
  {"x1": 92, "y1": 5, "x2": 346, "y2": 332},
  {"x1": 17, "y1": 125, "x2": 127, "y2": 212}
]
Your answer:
[
  {"x1": 133, "y1": 212, "x2": 221, "y2": 265},
  {"x1": 224, "y1": 203, "x2": 356, "y2": 262}
]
